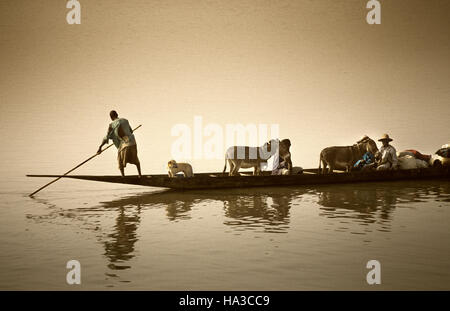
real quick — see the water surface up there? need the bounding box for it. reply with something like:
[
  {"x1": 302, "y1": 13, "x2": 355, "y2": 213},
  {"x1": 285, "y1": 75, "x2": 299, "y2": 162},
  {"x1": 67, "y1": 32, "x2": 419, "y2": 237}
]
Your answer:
[{"x1": 1, "y1": 178, "x2": 449, "y2": 290}]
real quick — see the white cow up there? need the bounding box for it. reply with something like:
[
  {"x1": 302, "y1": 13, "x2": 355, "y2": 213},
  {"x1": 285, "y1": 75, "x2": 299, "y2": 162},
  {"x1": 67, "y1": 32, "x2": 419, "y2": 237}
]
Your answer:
[{"x1": 223, "y1": 139, "x2": 279, "y2": 176}]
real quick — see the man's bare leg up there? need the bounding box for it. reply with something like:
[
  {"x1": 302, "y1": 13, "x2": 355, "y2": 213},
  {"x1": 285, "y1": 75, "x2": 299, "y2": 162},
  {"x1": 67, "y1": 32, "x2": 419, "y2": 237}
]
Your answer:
[{"x1": 120, "y1": 167, "x2": 125, "y2": 177}]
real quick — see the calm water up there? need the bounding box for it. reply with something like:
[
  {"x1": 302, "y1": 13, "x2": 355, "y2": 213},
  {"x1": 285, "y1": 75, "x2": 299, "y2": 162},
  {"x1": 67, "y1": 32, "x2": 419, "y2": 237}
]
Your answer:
[{"x1": 0, "y1": 177, "x2": 449, "y2": 290}]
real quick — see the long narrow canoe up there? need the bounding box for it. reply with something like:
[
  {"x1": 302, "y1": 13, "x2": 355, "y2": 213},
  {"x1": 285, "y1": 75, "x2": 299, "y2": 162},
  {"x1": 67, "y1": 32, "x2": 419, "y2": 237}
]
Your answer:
[{"x1": 27, "y1": 167, "x2": 450, "y2": 190}]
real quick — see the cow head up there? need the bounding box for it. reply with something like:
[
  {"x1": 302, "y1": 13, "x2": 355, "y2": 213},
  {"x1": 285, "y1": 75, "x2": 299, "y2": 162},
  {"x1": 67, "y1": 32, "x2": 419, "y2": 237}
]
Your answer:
[
  {"x1": 280, "y1": 139, "x2": 291, "y2": 155},
  {"x1": 357, "y1": 136, "x2": 378, "y2": 154},
  {"x1": 261, "y1": 139, "x2": 279, "y2": 159}
]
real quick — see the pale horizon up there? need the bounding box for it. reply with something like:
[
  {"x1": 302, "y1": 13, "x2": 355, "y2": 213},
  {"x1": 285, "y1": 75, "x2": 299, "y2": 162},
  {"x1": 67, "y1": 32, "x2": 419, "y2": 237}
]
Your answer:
[{"x1": 1, "y1": 0, "x2": 449, "y2": 176}]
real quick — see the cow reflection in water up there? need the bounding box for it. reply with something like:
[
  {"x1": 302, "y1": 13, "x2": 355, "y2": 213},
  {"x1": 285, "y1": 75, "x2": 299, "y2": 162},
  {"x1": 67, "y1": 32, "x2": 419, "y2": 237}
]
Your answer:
[
  {"x1": 223, "y1": 193, "x2": 292, "y2": 233},
  {"x1": 315, "y1": 181, "x2": 449, "y2": 232},
  {"x1": 317, "y1": 186, "x2": 396, "y2": 225}
]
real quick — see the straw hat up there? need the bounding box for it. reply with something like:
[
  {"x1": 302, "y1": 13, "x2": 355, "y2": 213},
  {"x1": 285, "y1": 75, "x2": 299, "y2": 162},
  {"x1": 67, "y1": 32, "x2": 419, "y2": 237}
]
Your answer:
[{"x1": 378, "y1": 133, "x2": 393, "y2": 142}]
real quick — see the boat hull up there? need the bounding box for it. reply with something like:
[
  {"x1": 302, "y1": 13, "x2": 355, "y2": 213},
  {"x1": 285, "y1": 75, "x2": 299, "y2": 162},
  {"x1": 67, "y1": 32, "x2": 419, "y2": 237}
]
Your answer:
[{"x1": 27, "y1": 167, "x2": 450, "y2": 190}]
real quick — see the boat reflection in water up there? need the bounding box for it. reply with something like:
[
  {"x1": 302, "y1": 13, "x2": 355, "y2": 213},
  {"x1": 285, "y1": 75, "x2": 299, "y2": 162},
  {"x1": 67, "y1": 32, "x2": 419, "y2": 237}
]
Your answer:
[
  {"x1": 316, "y1": 181, "x2": 449, "y2": 231},
  {"x1": 97, "y1": 180, "x2": 450, "y2": 269},
  {"x1": 94, "y1": 188, "x2": 299, "y2": 272},
  {"x1": 102, "y1": 188, "x2": 299, "y2": 233}
]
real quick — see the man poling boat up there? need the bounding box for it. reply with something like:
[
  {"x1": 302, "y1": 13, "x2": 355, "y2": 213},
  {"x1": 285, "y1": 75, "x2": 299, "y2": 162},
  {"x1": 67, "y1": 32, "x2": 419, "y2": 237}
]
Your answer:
[
  {"x1": 28, "y1": 118, "x2": 142, "y2": 197},
  {"x1": 97, "y1": 110, "x2": 142, "y2": 178}
]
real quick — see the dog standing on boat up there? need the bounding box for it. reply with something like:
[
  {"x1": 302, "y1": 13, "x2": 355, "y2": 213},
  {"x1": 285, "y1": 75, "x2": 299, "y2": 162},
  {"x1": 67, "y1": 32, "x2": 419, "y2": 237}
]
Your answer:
[
  {"x1": 223, "y1": 139, "x2": 279, "y2": 176},
  {"x1": 167, "y1": 160, "x2": 194, "y2": 177}
]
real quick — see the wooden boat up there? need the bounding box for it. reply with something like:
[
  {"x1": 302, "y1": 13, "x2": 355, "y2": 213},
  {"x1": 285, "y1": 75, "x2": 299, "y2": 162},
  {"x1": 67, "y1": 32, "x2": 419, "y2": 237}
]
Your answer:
[{"x1": 27, "y1": 167, "x2": 450, "y2": 190}]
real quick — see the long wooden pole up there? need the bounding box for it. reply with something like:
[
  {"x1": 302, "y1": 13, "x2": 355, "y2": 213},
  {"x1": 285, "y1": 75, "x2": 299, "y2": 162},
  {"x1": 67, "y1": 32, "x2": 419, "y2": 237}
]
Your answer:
[{"x1": 29, "y1": 124, "x2": 142, "y2": 197}]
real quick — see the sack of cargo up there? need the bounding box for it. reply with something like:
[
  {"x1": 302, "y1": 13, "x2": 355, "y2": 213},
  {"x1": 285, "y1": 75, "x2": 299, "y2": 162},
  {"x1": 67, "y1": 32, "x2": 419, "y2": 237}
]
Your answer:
[
  {"x1": 397, "y1": 151, "x2": 415, "y2": 158},
  {"x1": 415, "y1": 159, "x2": 429, "y2": 168},
  {"x1": 398, "y1": 155, "x2": 417, "y2": 170},
  {"x1": 398, "y1": 149, "x2": 431, "y2": 162}
]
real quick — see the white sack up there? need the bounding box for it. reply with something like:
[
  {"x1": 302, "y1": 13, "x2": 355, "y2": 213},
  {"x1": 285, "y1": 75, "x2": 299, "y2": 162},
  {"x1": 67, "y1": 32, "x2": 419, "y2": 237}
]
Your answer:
[{"x1": 398, "y1": 155, "x2": 417, "y2": 170}]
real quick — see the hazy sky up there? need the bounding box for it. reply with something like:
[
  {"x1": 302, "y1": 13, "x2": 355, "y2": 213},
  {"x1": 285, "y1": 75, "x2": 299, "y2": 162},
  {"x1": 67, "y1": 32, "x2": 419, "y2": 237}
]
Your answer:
[{"x1": 1, "y1": 0, "x2": 449, "y2": 175}]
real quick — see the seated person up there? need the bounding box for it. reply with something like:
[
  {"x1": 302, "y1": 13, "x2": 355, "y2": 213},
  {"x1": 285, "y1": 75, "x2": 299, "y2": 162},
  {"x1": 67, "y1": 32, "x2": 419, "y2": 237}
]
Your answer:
[
  {"x1": 353, "y1": 151, "x2": 375, "y2": 171},
  {"x1": 376, "y1": 134, "x2": 398, "y2": 171},
  {"x1": 272, "y1": 160, "x2": 303, "y2": 175},
  {"x1": 271, "y1": 139, "x2": 303, "y2": 175}
]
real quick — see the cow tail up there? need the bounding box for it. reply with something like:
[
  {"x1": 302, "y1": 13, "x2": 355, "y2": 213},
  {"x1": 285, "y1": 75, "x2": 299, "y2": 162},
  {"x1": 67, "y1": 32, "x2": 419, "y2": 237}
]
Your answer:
[
  {"x1": 318, "y1": 153, "x2": 322, "y2": 174},
  {"x1": 223, "y1": 154, "x2": 228, "y2": 176}
]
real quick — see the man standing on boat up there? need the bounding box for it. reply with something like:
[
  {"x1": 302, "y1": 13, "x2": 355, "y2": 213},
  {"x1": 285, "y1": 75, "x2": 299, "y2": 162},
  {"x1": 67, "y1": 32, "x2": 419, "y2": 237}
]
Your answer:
[
  {"x1": 376, "y1": 133, "x2": 398, "y2": 171},
  {"x1": 97, "y1": 110, "x2": 142, "y2": 177}
]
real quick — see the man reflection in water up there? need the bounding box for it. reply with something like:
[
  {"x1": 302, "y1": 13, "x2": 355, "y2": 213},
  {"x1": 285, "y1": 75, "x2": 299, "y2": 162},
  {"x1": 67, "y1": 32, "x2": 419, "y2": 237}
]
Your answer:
[{"x1": 104, "y1": 206, "x2": 141, "y2": 270}]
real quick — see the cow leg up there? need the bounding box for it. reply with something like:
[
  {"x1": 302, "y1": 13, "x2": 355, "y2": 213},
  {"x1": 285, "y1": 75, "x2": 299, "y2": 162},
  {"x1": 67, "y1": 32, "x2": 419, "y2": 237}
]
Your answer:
[
  {"x1": 328, "y1": 164, "x2": 334, "y2": 174},
  {"x1": 322, "y1": 161, "x2": 328, "y2": 174},
  {"x1": 231, "y1": 161, "x2": 241, "y2": 176},
  {"x1": 254, "y1": 165, "x2": 262, "y2": 176},
  {"x1": 228, "y1": 160, "x2": 235, "y2": 176}
]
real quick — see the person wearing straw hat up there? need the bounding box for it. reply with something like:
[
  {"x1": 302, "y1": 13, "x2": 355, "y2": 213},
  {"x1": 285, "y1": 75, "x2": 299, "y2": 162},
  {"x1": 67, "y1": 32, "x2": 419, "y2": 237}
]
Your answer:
[{"x1": 376, "y1": 133, "x2": 398, "y2": 171}]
